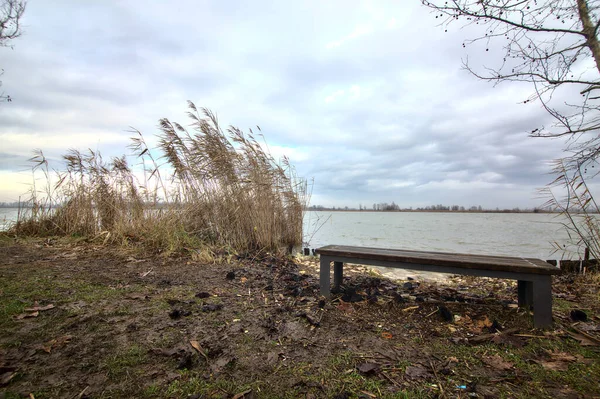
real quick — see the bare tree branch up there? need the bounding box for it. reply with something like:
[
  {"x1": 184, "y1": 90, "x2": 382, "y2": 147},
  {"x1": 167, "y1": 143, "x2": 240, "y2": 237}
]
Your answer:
[
  {"x1": 0, "y1": 0, "x2": 26, "y2": 102},
  {"x1": 423, "y1": 0, "x2": 600, "y2": 256}
]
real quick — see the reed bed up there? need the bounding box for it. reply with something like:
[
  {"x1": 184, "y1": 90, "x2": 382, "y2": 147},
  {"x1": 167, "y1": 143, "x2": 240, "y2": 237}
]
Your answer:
[{"x1": 12, "y1": 102, "x2": 307, "y2": 255}]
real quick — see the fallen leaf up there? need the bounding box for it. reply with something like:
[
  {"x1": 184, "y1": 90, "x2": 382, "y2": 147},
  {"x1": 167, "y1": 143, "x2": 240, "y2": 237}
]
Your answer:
[
  {"x1": 476, "y1": 316, "x2": 493, "y2": 329},
  {"x1": 240, "y1": 277, "x2": 248, "y2": 283},
  {"x1": 356, "y1": 363, "x2": 380, "y2": 375},
  {"x1": 190, "y1": 340, "x2": 202, "y2": 352},
  {"x1": 381, "y1": 332, "x2": 393, "y2": 339},
  {"x1": 232, "y1": 389, "x2": 252, "y2": 399},
  {"x1": 482, "y1": 355, "x2": 513, "y2": 371},
  {"x1": 14, "y1": 311, "x2": 39, "y2": 319},
  {"x1": 337, "y1": 301, "x2": 354, "y2": 313},
  {"x1": 24, "y1": 304, "x2": 54, "y2": 312},
  {"x1": 405, "y1": 364, "x2": 433, "y2": 380},
  {"x1": 546, "y1": 350, "x2": 577, "y2": 362},
  {"x1": 537, "y1": 360, "x2": 570, "y2": 371},
  {"x1": 41, "y1": 335, "x2": 73, "y2": 353}
]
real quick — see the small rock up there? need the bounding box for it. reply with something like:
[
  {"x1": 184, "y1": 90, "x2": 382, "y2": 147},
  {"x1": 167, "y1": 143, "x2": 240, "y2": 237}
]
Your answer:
[
  {"x1": 201, "y1": 303, "x2": 223, "y2": 312},
  {"x1": 177, "y1": 352, "x2": 194, "y2": 370},
  {"x1": 341, "y1": 287, "x2": 364, "y2": 303},
  {"x1": 438, "y1": 306, "x2": 453, "y2": 322},
  {"x1": 356, "y1": 362, "x2": 379, "y2": 375},
  {"x1": 169, "y1": 309, "x2": 182, "y2": 319},
  {"x1": 571, "y1": 309, "x2": 588, "y2": 322},
  {"x1": 169, "y1": 309, "x2": 191, "y2": 319},
  {"x1": 392, "y1": 292, "x2": 407, "y2": 303}
]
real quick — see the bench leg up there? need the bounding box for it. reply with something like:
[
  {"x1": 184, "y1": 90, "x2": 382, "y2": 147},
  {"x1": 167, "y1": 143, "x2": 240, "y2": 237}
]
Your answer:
[
  {"x1": 532, "y1": 276, "x2": 553, "y2": 329},
  {"x1": 333, "y1": 261, "x2": 343, "y2": 290},
  {"x1": 320, "y1": 256, "x2": 332, "y2": 297},
  {"x1": 517, "y1": 280, "x2": 533, "y2": 308}
]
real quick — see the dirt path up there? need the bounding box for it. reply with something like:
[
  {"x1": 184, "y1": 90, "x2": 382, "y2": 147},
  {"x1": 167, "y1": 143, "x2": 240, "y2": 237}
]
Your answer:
[{"x1": 1, "y1": 238, "x2": 599, "y2": 398}]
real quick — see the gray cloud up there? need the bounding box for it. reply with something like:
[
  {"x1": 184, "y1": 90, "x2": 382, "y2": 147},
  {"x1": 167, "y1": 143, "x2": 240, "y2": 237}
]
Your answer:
[{"x1": 0, "y1": 0, "x2": 572, "y2": 207}]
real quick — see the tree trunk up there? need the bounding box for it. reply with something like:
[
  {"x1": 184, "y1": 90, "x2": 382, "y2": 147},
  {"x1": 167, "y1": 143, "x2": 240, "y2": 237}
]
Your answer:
[{"x1": 578, "y1": 0, "x2": 600, "y2": 75}]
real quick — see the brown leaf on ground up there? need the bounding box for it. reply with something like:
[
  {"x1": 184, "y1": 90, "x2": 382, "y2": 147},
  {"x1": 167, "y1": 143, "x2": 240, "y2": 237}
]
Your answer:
[
  {"x1": 476, "y1": 316, "x2": 493, "y2": 329},
  {"x1": 537, "y1": 360, "x2": 570, "y2": 371},
  {"x1": 14, "y1": 311, "x2": 39, "y2": 319},
  {"x1": 356, "y1": 363, "x2": 379, "y2": 375},
  {"x1": 546, "y1": 350, "x2": 578, "y2": 362},
  {"x1": 24, "y1": 304, "x2": 54, "y2": 312},
  {"x1": 189, "y1": 340, "x2": 203, "y2": 353},
  {"x1": 41, "y1": 335, "x2": 73, "y2": 353},
  {"x1": 232, "y1": 389, "x2": 252, "y2": 399},
  {"x1": 337, "y1": 301, "x2": 354, "y2": 313},
  {"x1": 404, "y1": 364, "x2": 433, "y2": 380},
  {"x1": 482, "y1": 355, "x2": 513, "y2": 371},
  {"x1": 189, "y1": 340, "x2": 209, "y2": 361}
]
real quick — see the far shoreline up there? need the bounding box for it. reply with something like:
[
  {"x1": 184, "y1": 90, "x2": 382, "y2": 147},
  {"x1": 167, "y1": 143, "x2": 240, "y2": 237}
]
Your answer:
[{"x1": 305, "y1": 209, "x2": 561, "y2": 214}]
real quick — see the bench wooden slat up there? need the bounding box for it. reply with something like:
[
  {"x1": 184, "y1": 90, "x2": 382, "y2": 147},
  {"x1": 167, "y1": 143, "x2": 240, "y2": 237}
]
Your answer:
[{"x1": 315, "y1": 245, "x2": 560, "y2": 275}]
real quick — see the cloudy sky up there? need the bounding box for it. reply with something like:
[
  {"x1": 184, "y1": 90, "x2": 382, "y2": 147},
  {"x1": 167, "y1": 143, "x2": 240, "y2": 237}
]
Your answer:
[{"x1": 0, "y1": 0, "x2": 571, "y2": 209}]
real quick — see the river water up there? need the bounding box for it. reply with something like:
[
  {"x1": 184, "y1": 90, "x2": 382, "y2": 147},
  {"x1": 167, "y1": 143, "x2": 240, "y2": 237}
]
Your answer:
[{"x1": 0, "y1": 208, "x2": 20, "y2": 231}]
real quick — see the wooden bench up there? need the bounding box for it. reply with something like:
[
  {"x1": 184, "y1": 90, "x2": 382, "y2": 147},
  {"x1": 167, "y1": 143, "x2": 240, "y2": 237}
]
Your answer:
[{"x1": 316, "y1": 245, "x2": 561, "y2": 328}]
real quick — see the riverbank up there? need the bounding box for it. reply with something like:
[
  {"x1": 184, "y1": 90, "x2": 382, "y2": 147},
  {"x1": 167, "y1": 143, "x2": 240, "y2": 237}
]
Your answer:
[{"x1": 1, "y1": 236, "x2": 599, "y2": 398}]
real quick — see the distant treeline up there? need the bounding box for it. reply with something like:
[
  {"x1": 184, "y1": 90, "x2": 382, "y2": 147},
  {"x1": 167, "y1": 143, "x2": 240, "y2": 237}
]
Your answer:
[
  {"x1": 0, "y1": 201, "x2": 32, "y2": 208},
  {"x1": 307, "y1": 202, "x2": 559, "y2": 213},
  {"x1": 0, "y1": 201, "x2": 569, "y2": 213}
]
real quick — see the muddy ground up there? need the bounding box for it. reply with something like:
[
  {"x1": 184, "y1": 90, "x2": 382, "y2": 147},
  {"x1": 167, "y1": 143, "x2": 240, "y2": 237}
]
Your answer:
[{"x1": 0, "y1": 237, "x2": 599, "y2": 398}]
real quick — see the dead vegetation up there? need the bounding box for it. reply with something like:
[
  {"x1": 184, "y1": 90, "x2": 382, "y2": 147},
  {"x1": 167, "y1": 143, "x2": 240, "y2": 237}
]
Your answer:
[{"x1": 10, "y1": 101, "x2": 306, "y2": 255}]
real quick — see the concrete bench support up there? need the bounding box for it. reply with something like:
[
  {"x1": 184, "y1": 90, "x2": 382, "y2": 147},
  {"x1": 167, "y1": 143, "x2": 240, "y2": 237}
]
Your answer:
[{"x1": 317, "y1": 245, "x2": 560, "y2": 329}]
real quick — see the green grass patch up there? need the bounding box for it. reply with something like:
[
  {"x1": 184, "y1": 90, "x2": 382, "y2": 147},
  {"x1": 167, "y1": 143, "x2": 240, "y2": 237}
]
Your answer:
[{"x1": 103, "y1": 344, "x2": 148, "y2": 379}]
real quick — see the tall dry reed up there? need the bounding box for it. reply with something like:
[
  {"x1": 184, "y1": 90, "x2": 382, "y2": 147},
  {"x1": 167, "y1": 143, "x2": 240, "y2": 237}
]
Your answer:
[{"x1": 12, "y1": 102, "x2": 307, "y2": 255}]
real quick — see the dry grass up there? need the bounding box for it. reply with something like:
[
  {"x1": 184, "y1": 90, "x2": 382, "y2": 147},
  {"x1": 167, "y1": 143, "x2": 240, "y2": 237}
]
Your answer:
[
  {"x1": 542, "y1": 159, "x2": 600, "y2": 259},
  {"x1": 11, "y1": 102, "x2": 307, "y2": 255}
]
